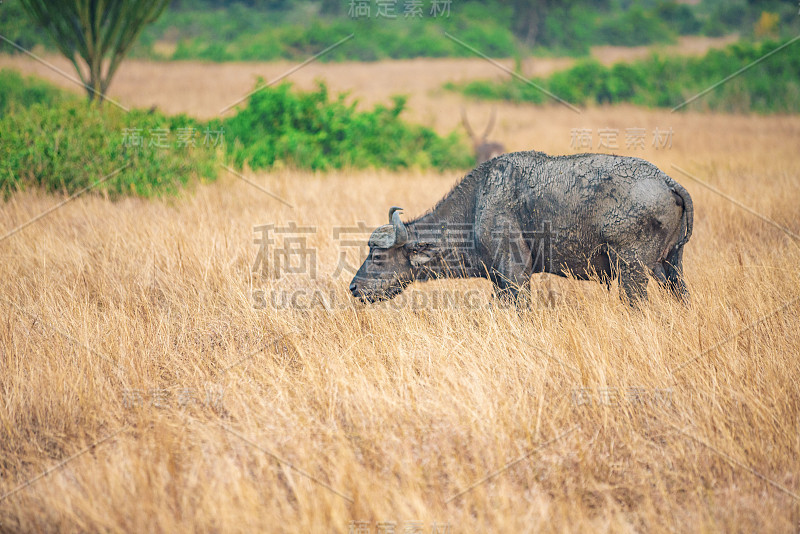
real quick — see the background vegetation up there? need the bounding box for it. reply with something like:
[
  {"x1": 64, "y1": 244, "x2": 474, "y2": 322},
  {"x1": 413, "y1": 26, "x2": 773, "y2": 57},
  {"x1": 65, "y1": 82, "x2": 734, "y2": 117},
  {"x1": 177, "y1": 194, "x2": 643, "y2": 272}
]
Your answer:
[
  {"x1": 4, "y1": 0, "x2": 797, "y2": 61},
  {"x1": 449, "y1": 39, "x2": 800, "y2": 113},
  {"x1": 222, "y1": 81, "x2": 472, "y2": 171},
  {"x1": 0, "y1": 70, "x2": 218, "y2": 198},
  {"x1": 0, "y1": 70, "x2": 473, "y2": 197}
]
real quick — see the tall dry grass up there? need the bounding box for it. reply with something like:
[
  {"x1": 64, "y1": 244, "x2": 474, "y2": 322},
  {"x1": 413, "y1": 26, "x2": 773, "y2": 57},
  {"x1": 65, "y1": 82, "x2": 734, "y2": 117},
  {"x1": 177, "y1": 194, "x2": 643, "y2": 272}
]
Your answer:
[{"x1": 1, "y1": 57, "x2": 800, "y2": 532}]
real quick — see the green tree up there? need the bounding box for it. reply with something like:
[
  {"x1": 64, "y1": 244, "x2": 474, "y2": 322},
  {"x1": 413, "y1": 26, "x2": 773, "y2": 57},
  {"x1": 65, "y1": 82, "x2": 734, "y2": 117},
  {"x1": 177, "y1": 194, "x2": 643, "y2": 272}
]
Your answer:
[{"x1": 19, "y1": 0, "x2": 169, "y2": 103}]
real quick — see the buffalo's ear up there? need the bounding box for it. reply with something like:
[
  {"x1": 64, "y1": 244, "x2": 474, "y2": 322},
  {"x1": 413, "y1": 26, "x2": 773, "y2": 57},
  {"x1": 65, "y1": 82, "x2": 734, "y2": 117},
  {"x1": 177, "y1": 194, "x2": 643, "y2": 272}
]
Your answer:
[{"x1": 406, "y1": 242, "x2": 437, "y2": 267}]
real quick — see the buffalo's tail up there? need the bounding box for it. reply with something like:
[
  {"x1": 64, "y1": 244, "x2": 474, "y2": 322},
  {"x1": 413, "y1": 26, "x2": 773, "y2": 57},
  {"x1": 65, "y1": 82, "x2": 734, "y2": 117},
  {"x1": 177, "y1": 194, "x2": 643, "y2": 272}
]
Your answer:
[
  {"x1": 667, "y1": 177, "x2": 693, "y2": 248},
  {"x1": 663, "y1": 176, "x2": 692, "y2": 302}
]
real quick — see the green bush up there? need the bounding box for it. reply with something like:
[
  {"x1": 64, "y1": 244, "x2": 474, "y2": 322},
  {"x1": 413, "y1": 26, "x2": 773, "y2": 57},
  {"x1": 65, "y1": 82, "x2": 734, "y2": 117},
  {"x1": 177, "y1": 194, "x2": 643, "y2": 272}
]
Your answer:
[
  {"x1": 0, "y1": 69, "x2": 72, "y2": 114},
  {"x1": 696, "y1": 0, "x2": 799, "y2": 39},
  {"x1": 449, "y1": 38, "x2": 800, "y2": 114},
  {"x1": 655, "y1": 2, "x2": 702, "y2": 35},
  {"x1": 0, "y1": 98, "x2": 218, "y2": 198},
  {"x1": 536, "y1": 5, "x2": 596, "y2": 56},
  {"x1": 595, "y1": 6, "x2": 675, "y2": 47},
  {"x1": 222, "y1": 80, "x2": 474, "y2": 171},
  {"x1": 1, "y1": 73, "x2": 473, "y2": 198}
]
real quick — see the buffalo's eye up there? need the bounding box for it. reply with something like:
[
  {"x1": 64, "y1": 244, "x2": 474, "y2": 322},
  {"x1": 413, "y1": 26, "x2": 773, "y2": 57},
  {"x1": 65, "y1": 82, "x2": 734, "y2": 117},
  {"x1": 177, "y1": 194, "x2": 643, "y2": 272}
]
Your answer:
[{"x1": 372, "y1": 253, "x2": 385, "y2": 264}]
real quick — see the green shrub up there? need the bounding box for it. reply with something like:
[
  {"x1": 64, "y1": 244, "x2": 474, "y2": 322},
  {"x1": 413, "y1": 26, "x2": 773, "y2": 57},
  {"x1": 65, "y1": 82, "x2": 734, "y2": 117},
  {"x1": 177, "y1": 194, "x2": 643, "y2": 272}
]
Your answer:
[
  {"x1": 1, "y1": 72, "x2": 473, "y2": 198},
  {"x1": 0, "y1": 99, "x2": 218, "y2": 198},
  {"x1": 696, "y1": 0, "x2": 799, "y2": 39},
  {"x1": 0, "y1": 69, "x2": 72, "y2": 114},
  {"x1": 595, "y1": 6, "x2": 675, "y2": 47},
  {"x1": 655, "y1": 2, "x2": 702, "y2": 35},
  {"x1": 222, "y1": 80, "x2": 473, "y2": 171},
  {"x1": 448, "y1": 38, "x2": 800, "y2": 114},
  {"x1": 537, "y1": 5, "x2": 595, "y2": 56}
]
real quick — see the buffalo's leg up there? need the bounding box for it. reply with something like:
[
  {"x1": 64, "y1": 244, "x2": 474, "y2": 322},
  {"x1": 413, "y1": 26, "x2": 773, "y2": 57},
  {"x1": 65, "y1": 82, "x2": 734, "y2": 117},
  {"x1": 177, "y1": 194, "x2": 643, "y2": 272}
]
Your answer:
[
  {"x1": 486, "y1": 223, "x2": 534, "y2": 308},
  {"x1": 599, "y1": 272, "x2": 614, "y2": 292},
  {"x1": 610, "y1": 249, "x2": 649, "y2": 305},
  {"x1": 620, "y1": 262, "x2": 648, "y2": 304},
  {"x1": 653, "y1": 263, "x2": 668, "y2": 285},
  {"x1": 660, "y1": 245, "x2": 690, "y2": 303},
  {"x1": 490, "y1": 273, "x2": 531, "y2": 307}
]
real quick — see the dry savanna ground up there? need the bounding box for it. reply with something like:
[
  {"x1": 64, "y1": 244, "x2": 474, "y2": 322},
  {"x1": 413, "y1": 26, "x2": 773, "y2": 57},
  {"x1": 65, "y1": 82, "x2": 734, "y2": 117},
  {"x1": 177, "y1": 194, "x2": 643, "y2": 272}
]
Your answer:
[{"x1": 1, "y1": 46, "x2": 800, "y2": 532}]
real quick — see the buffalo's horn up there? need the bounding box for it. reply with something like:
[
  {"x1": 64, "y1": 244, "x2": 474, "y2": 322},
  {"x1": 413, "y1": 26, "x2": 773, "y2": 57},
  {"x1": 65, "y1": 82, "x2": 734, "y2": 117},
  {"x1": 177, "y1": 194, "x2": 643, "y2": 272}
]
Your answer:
[{"x1": 389, "y1": 206, "x2": 408, "y2": 246}]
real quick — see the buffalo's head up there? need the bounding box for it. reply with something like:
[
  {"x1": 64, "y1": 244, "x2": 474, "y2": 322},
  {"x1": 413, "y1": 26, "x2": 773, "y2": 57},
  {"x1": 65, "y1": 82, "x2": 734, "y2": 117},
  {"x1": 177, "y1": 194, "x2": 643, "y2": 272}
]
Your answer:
[{"x1": 349, "y1": 207, "x2": 439, "y2": 303}]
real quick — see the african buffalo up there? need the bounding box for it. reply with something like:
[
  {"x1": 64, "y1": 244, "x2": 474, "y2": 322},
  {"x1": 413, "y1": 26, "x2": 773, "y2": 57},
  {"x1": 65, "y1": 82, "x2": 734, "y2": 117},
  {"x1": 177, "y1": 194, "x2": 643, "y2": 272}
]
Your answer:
[{"x1": 350, "y1": 150, "x2": 692, "y2": 306}]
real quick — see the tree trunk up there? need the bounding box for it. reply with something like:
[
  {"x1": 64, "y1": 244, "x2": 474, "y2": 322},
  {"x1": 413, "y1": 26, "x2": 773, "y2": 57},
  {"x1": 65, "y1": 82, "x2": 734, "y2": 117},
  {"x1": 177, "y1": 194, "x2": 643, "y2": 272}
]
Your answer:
[{"x1": 19, "y1": 0, "x2": 170, "y2": 105}]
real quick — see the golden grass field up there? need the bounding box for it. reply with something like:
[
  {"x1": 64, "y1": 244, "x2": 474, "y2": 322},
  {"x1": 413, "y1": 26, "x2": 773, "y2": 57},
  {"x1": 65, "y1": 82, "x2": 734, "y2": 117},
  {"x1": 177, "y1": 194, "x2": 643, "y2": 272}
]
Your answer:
[{"x1": 1, "y1": 46, "x2": 800, "y2": 532}]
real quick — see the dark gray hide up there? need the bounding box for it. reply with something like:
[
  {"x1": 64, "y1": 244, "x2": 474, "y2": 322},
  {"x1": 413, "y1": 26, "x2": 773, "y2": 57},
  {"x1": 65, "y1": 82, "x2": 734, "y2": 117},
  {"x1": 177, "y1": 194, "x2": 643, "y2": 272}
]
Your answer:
[{"x1": 350, "y1": 150, "x2": 693, "y2": 305}]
